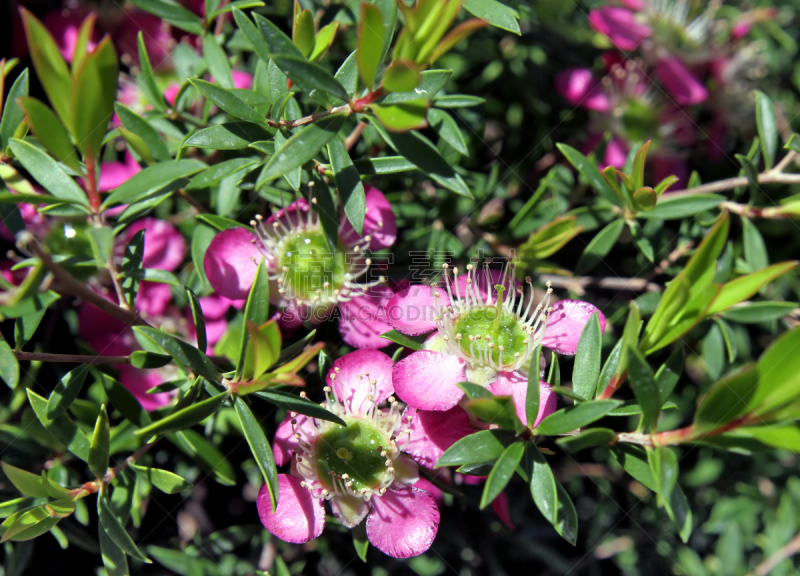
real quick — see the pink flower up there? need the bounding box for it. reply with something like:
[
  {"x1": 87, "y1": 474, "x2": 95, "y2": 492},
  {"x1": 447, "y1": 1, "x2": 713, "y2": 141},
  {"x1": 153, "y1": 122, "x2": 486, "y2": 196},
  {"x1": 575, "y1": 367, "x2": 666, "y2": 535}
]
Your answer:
[
  {"x1": 588, "y1": 7, "x2": 651, "y2": 51},
  {"x1": 655, "y1": 57, "x2": 708, "y2": 106},
  {"x1": 555, "y1": 69, "x2": 611, "y2": 112},
  {"x1": 124, "y1": 218, "x2": 186, "y2": 271},
  {"x1": 203, "y1": 186, "x2": 397, "y2": 348},
  {"x1": 261, "y1": 350, "x2": 440, "y2": 558},
  {"x1": 42, "y1": 9, "x2": 97, "y2": 63},
  {"x1": 185, "y1": 294, "x2": 243, "y2": 353},
  {"x1": 387, "y1": 265, "x2": 604, "y2": 421},
  {"x1": 118, "y1": 366, "x2": 176, "y2": 411},
  {"x1": 98, "y1": 153, "x2": 141, "y2": 193}
]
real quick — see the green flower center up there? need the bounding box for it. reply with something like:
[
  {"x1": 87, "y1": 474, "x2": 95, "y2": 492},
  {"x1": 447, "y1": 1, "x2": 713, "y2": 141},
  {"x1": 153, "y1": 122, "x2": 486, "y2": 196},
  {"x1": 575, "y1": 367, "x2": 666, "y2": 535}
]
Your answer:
[
  {"x1": 452, "y1": 306, "x2": 530, "y2": 366},
  {"x1": 314, "y1": 419, "x2": 391, "y2": 493},
  {"x1": 277, "y1": 229, "x2": 347, "y2": 301}
]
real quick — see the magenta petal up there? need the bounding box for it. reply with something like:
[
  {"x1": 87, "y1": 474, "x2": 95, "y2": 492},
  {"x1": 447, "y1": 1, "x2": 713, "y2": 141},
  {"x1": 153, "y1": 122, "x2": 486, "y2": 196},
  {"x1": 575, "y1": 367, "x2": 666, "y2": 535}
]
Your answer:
[
  {"x1": 393, "y1": 350, "x2": 466, "y2": 411},
  {"x1": 602, "y1": 138, "x2": 629, "y2": 169},
  {"x1": 366, "y1": 487, "x2": 440, "y2": 558},
  {"x1": 542, "y1": 300, "x2": 607, "y2": 355},
  {"x1": 232, "y1": 70, "x2": 254, "y2": 90},
  {"x1": 118, "y1": 367, "x2": 175, "y2": 411},
  {"x1": 125, "y1": 218, "x2": 186, "y2": 271},
  {"x1": 98, "y1": 157, "x2": 140, "y2": 192},
  {"x1": 656, "y1": 57, "x2": 708, "y2": 106},
  {"x1": 273, "y1": 414, "x2": 313, "y2": 466},
  {"x1": 589, "y1": 7, "x2": 651, "y2": 50},
  {"x1": 405, "y1": 407, "x2": 473, "y2": 468},
  {"x1": 489, "y1": 374, "x2": 556, "y2": 427},
  {"x1": 257, "y1": 475, "x2": 325, "y2": 544},
  {"x1": 555, "y1": 69, "x2": 611, "y2": 112},
  {"x1": 386, "y1": 285, "x2": 444, "y2": 336},
  {"x1": 203, "y1": 228, "x2": 263, "y2": 300},
  {"x1": 337, "y1": 285, "x2": 394, "y2": 349},
  {"x1": 339, "y1": 185, "x2": 397, "y2": 250},
  {"x1": 328, "y1": 349, "x2": 395, "y2": 410},
  {"x1": 491, "y1": 492, "x2": 515, "y2": 529},
  {"x1": 135, "y1": 281, "x2": 172, "y2": 317}
]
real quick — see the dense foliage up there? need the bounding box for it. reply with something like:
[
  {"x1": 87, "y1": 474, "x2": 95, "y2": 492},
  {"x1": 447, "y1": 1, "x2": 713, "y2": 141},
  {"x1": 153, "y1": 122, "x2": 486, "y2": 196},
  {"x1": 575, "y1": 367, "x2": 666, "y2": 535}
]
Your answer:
[{"x1": 1, "y1": 0, "x2": 800, "y2": 574}]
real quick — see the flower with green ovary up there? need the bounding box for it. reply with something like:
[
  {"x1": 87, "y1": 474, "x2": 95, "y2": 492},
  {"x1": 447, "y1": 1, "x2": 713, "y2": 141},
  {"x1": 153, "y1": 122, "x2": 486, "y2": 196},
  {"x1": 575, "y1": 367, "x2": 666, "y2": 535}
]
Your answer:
[{"x1": 435, "y1": 263, "x2": 552, "y2": 375}]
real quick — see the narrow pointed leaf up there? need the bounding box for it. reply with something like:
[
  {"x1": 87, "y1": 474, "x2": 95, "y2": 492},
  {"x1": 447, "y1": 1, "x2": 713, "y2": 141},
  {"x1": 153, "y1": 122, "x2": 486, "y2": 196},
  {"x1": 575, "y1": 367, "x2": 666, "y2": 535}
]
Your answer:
[{"x1": 234, "y1": 396, "x2": 278, "y2": 510}]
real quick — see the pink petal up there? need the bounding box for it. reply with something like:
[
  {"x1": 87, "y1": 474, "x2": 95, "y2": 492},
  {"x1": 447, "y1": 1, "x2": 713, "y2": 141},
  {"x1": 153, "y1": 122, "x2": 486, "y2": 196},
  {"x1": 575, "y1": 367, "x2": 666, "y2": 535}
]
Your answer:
[
  {"x1": 491, "y1": 492, "x2": 515, "y2": 529},
  {"x1": 78, "y1": 300, "x2": 138, "y2": 358},
  {"x1": 656, "y1": 57, "x2": 708, "y2": 106},
  {"x1": 602, "y1": 138, "x2": 629, "y2": 169},
  {"x1": 413, "y1": 477, "x2": 443, "y2": 503},
  {"x1": 404, "y1": 407, "x2": 473, "y2": 468},
  {"x1": 232, "y1": 70, "x2": 254, "y2": 90},
  {"x1": 454, "y1": 267, "x2": 520, "y2": 304},
  {"x1": 258, "y1": 475, "x2": 325, "y2": 544},
  {"x1": 555, "y1": 69, "x2": 611, "y2": 112},
  {"x1": 328, "y1": 349, "x2": 395, "y2": 411},
  {"x1": 98, "y1": 156, "x2": 141, "y2": 192},
  {"x1": 542, "y1": 300, "x2": 607, "y2": 355},
  {"x1": 164, "y1": 83, "x2": 181, "y2": 107},
  {"x1": 203, "y1": 228, "x2": 264, "y2": 300},
  {"x1": 393, "y1": 350, "x2": 466, "y2": 411},
  {"x1": 366, "y1": 487, "x2": 440, "y2": 558},
  {"x1": 337, "y1": 285, "x2": 394, "y2": 349},
  {"x1": 198, "y1": 294, "x2": 233, "y2": 320},
  {"x1": 488, "y1": 374, "x2": 557, "y2": 428},
  {"x1": 266, "y1": 198, "x2": 310, "y2": 230},
  {"x1": 135, "y1": 281, "x2": 173, "y2": 317},
  {"x1": 589, "y1": 7, "x2": 652, "y2": 50},
  {"x1": 125, "y1": 218, "x2": 186, "y2": 271},
  {"x1": 386, "y1": 285, "x2": 447, "y2": 336},
  {"x1": 277, "y1": 305, "x2": 308, "y2": 336},
  {"x1": 339, "y1": 185, "x2": 397, "y2": 250},
  {"x1": 42, "y1": 9, "x2": 96, "y2": 63},
  {"x1": 118, "y1": 367, "x2": 175, "y2": 411},
  {"x1": 273, "y1": 415, "x2": 308, "y2": 466}
]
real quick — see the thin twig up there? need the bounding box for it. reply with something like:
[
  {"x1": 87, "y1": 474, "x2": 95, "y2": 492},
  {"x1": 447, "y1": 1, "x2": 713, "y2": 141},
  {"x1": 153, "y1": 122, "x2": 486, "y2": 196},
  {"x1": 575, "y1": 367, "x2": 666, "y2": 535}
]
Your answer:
[
  {"x1": 25, "y1": 238, "x2": 151, "y2": 327},
  {"x1": 719, "y1": 201, "x2": 792, "y2": 219},
  {"x1": 213, "y1": 0, "x2": 228, "y2": 35},
  {"x1": 13, "y1": 351, "x2": 130, "y2": 365},
  {"x1": 178, "y1": 189, "x2": 207, "y2": 214},
  {"x1": 344, "y1": 121, "x2": 367, "y2": 152},
  {"x1": 540, "y1": 274, "x2": 661, "y2": 296},
  {"x1": 750, "y1": 531, "x2": 800, "y2": 576}
]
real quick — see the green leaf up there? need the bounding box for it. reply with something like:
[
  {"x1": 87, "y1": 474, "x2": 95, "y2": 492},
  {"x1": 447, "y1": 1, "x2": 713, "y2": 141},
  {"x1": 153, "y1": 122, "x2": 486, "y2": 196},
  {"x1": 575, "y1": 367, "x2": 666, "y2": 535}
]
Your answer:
[
  {"x1": 526, "y1": 346, "x2": 542, "y2": 426},
  {"x1": 130, "y1": 351, "x2": 173, "y2": 369},
  {"x1": 20, "y1": 9, "x2": 73, "y2": 130},
  {"x1": 526, "y1": 449, "x2": 577, "y2": 544},
  {"x1": 185, "y1": 288, "x2": 207, "y2": 354},
  {"x1": 131, "y1": 465, "x2": 191, "y2": 494},
  {"x1": 171, "y1": 429, "x2": 236, "y2": 486},
  {"x1": 102, "y1": 375, "x2": 151, "y2": 428},
  {"x1": 352, "y1": 523, "x2": 369, "y2": 562},
  {"x1": 309, "y1": 21, "x2": 339, "y2": 61},
  {"x1": 203, "y1": 34, "x2": 233, "y2": 88},
  {"x1": 233, "y1": 396, "x2": 278, "y2": 510},
  {"x1": 369, "y1": 120, "x2": 471, "y2": 197},
  {"x1": 128, "y1": 0, "x2": 203, "y2": 35},
  {"x1": 480, "y1": 442, "x2": 524, "y2": 509},
  {"x1": 721, "y1": 301, "x2": 798, "y2": 324},
  {"x1": 638, "y1": 194, "x2": 725, "y2": 220},
  {"x1": 133, "y1": 326, "x2": 221, "y2": 383},
  {"x1": 257, "y1": 113, "x2": 346, "y2": 185},
  {"x1": 649, "y1": 445, "x2": 678, "y2": 503},
  {"x1": 357, "y1": 3, "x2": 385, "y2": 89},
  {"x1": 353, "y1": 156, "x2": 417, "y2": 175},
  {"x1": 611, "y1": 444, "x2": 657, "y2": 491},
  {"x1": 246, "y1": 320, "x2": 281, "y2": 380},
  {"x1": 135, "y1": 392, "x2": 228, "y2": 437},
  {"x1": 190, "y1": 78, "x2": 265, "y2": 124},
  {"x1": 87, "y1": 226, "x2": 114, "y2": 267},
  {"x1": 381, "y1": 70, "x2": 452, "y2": 104},
  {"x1": 8, "y1": 139, "x2": 88, "y2": 206},
  {"x1": 273, "y1": 54, "x2": 350, "y2": 102},
  {"x1": 0, "y1": 69, "x2": 29, "y2": 152},
  {"x1": 120, "y1": 229, "x2": 145, "y2": 308},
  {"x1": 253, "y1": 389, "x2": 346, "y2": 425},
  {"x1": 435, "y1": 429, "x2": 516, "y2": 468},
  {"x1": 535, "y1": 400, "x2": 622, "y2": 436},
  {"x1": 236, "y1": 258, "x2": 270, "y2": 380},
  {"x1": 184, "y1": 122, "x2": 274, "y2": 149},
  {"x1": 627, "y1": 346, "x2": 660, "y2": 430},
  {"x1": 97, "y1": 489, "x2": 151, "y2": 563},
  {"x1": 185, "y1": 158, "x2": 257, "y2": 190},
  {"x1": 557, "y1": 143, "x2": 620, "y2": 206},
  {"x1": 575, "y1": 219, "x2": 624, "y2": 274},
  {"x1": 755, "y1": 90, "x2": 777, "y2": 170},
  {"x1": 742, "y1": 217, "x2": 769, "y2": 272},
  {"x1": 232, "y1": 9, "x2": 272, "y2": 64},
  {"x1": 694, "y1": 364, "x2": 758, "y2": 433},
  {"x1": 752, "y1": 327, "x2": 800, "y2": 414},
  {"x1": 371, "y1": 99, "x2": 429, "y2": 132},
  {"x1": 379, "y1": 329, "x2": 427, "y2": 350},
  {"x1": 99, "y1": 520, "x2": 129, "y2": 576},
  {"x1": 103, "y1": 160, "x2": 207, "y2": 208},
  {"x1": 46, "y1": 364, "x2": 91, "y2": 419},
  {"x1": 428, "y1": 108, "x2": 468, "y2": 155},
  {"x1": 327, "y1": 138, "x2": 366, "y2": 235},
  {"x1": 709, "y1": 261, "x2": 797, "y2": 316},
  {"x1": 0, "y1": 337, "x2": 19, "y2": 389},
  {"x1": 14, "y1": 308, "x2": 45, "y2": 349},
  {"x1": 292, "y1": 8, "x2": 315, "y2": 57},
  {"x1": 463, "y1": 0, "x2": 520, "y2": 34},
  {"x1": 464, "y1": 396, "x2": 520, "y2": 431},
  {"x1": 114, "y1": 103, "x2": 171, "y2": 162},
  {"x1": 137, "y1": 32, "x2": 167, "y2": 111},
  {"x1": 655, "y1": 347, "x2": 683, "y2": 404},
  {"x1": 433, "y1": 94, "x2": 486, "y2": 108},
  {"x1": 27, "y1": 389, "x2": 91, "y2": 461},
  {"x1": 0, "y1": 463, "x2": 49, "y2": 498},
  {"x1": 555, "y1": 428, "x2": 615, "y2": 452},
  {"x1": 70, "y1": 37, "x2": 118, "y2": 159},
  {"x1": 383, "y1": 60, "x2": 421, "y2": 93},
  {"x1": 88, "y1": 406, "x2": 110, "y2": 479},
  {"x1": 572, "y1": 313, "x2": 602, "y2": 400},
  {"x1": 253, "y1": 13, "x2": 305, "y2": 59}
]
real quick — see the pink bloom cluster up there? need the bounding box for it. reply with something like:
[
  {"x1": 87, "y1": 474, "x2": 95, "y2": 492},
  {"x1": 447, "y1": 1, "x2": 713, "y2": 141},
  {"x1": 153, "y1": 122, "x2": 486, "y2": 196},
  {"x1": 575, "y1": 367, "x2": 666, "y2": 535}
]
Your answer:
[{"x1": 559, "y1": 1, "x2": 772, "y2": 182}]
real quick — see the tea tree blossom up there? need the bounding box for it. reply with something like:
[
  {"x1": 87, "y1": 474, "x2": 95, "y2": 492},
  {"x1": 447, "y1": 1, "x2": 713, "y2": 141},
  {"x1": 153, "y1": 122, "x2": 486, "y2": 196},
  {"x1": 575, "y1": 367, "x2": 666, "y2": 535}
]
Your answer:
[
  {"x1": 260, "y1": 350, "x2": 441, "y2": 558},
  {"x1": 387, "y1": 263, "x2": 605, "y2": 419},
  {"x1": 203, "y1": 186, "x2": 396, "y2": 348}
]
